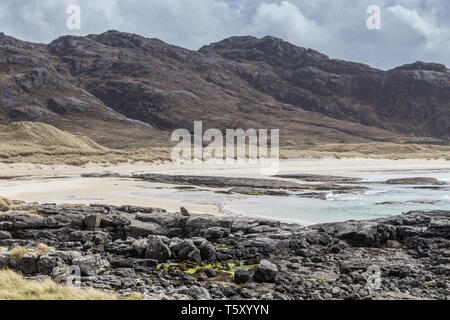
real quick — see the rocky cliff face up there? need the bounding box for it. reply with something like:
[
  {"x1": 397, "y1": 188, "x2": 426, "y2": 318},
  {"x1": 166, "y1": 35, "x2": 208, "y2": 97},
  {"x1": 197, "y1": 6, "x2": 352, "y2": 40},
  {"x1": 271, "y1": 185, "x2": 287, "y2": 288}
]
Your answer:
[
  {"x1": 0, "y1": 31, "x2": 448, "y2": 146},
  {"x1": 200, "y1": 36, "x2": 450, "y2": 138}
]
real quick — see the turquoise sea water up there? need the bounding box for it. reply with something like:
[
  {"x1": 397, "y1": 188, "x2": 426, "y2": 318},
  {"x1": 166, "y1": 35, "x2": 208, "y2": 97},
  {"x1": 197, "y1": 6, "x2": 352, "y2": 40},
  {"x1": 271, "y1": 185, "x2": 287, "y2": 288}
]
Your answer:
[
  {"x1": 222, "y1": 170, "x2": 450, "y2": 225},
  {"x1": 47, "y1": 169, "x2": 450, "y2": 226}
]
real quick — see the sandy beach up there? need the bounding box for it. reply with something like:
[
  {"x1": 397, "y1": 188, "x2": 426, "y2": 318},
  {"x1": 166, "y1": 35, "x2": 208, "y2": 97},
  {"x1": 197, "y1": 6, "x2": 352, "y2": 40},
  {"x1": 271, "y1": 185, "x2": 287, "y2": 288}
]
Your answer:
[
  {"x1": 1, "y1": 158, "x2": 450, "y2": 216},
  {"x1": 1, "y1": 158, "x2": 450, "y2": 178}
]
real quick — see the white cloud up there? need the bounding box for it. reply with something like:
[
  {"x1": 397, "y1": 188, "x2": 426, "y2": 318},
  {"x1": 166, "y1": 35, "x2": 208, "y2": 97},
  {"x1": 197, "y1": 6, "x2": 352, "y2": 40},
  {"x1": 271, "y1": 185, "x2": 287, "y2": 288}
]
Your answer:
[
  {"x1": 387, "y1": 4, "x2": 449, "y2": 50},
  {"x1": 248, "y1": 1, "x2": 328, "y2": 48}
]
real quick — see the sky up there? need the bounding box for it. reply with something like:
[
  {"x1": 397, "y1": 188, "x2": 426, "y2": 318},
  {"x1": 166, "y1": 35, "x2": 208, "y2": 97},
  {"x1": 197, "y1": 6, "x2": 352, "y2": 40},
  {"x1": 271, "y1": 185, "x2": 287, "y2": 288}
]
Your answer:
[{"x1": 0, "y1": 0, "x2": 449, "y2": 70}]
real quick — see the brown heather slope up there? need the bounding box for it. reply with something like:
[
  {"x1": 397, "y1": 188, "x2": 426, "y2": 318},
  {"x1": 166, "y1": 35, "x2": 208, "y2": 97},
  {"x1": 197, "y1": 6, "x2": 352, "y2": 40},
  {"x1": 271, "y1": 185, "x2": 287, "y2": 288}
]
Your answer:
[{"x1": 0, "y1": 31, "x2": 448, "y2": 147}]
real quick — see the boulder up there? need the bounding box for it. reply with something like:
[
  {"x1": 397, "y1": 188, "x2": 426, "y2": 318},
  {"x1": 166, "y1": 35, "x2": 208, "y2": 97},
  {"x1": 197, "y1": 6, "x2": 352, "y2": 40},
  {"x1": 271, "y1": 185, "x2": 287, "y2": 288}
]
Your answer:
[
  {"x1": 202, "y1": 227, "x2": 230, "y2": 239},
  {"x1": 187, "y1": 286, "x2": 211, "y2": 300},
  {"x1": 254, "y1": 259, "x2": 278, "y2": 283},
  {"x1": 132, "y1": 239, "x2": 148, "y2": 258},
  {"x1": 171, "y1": 239, "x2": 201, "y2": 262},
  {"x1": 198, "y1": 241, "x2": 216, "y2": 261},
  {"x1": 0, "y1": 231, "x2": 11, "y2": 239},
  {"x1": 234, "y1": 269, "x2": 250, "y2": 284},
  {"x1": 180, "y1": 207, "x2": 190, "y2": 217},
  {"x1": 144, "y1": 235, "x2": 171, "y2": 262},
  {"x1": 72, "y1": 254, "x2": 110, "y2": 276},
  {"x1": 83, "y1": 214, "x2": 101, "y2": 229}
]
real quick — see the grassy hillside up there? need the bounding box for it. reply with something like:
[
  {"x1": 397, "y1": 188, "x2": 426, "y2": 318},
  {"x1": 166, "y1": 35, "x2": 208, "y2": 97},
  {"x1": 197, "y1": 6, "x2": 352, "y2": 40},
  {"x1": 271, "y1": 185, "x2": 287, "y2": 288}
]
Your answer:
[
  {"x1": 0, "y1": 122, "x2": 448, "y2": 165},
  {"x1": 0, "y1": 122, "x2": 108, "y2": 157}
]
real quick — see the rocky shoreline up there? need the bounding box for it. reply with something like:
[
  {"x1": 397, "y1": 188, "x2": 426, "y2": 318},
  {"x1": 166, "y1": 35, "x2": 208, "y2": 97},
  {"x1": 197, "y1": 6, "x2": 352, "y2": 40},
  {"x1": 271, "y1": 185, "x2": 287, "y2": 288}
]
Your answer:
[{"x1": 0, "y1": 201, "x2": 449, "y2": 300}]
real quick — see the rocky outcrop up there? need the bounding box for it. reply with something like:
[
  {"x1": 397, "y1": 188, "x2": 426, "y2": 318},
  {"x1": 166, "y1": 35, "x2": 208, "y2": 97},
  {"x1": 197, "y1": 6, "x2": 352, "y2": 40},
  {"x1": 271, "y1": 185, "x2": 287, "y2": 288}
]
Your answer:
[
  {"x1": 384, "y1": 177, "x2": 447, "y2": 185},
  {"x1": 0, "y1": 203, "x2": 449, "y2": 300}
]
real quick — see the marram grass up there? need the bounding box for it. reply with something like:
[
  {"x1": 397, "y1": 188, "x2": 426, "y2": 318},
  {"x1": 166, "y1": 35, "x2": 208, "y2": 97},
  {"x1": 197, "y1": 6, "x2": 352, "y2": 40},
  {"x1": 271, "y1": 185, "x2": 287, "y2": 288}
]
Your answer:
[{"x1": 0, "y1": 270, "x2": 143, "y2": 300}]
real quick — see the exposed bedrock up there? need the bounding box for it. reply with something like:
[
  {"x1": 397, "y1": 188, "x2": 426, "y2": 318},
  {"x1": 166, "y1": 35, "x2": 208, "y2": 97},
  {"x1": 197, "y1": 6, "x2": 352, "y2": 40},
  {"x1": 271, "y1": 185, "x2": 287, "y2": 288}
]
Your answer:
[{"x1": 0, "y1": 203, "x2": 448, "y2": 300}]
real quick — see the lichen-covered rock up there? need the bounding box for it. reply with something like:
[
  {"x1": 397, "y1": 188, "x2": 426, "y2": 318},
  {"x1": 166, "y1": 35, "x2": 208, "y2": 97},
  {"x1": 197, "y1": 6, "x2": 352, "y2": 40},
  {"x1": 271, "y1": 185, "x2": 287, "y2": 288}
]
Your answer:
[
  {"x1": 144, "y1": 235, "x2": 171, "y2": 262},
  {"x1": 72, "y1": 254, "x2": 110, "y2": 276}
]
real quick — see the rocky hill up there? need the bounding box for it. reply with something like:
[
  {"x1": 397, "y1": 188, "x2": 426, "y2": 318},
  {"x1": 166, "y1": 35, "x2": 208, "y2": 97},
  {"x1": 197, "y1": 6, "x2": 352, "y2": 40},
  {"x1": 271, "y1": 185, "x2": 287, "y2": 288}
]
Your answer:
[{"x1": 0, "y1": 30, "x2": 448, "y2": 147}]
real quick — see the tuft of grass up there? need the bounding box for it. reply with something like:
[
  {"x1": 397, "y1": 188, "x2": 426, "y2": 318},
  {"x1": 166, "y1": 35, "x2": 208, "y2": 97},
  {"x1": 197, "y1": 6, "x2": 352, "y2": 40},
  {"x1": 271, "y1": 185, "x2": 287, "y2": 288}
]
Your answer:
[
  {"x1": 280, "y1": 143, "x2": 450, "y2": 160},
  {"x1": 0, "y1": 197, "x2": 12, "y2": 212},
  {"x1": 36, "y1": 243, "x2": 51, "y2": 251},
  {"x1": 8, "y1": 243, "x2": 54, "y2": 259},
  {"x1": 0, "y1": 269, "x2": 142, "y2": 300},
  {"x1": 8, "y1": 247, "x2": 29, "y2": 259}
]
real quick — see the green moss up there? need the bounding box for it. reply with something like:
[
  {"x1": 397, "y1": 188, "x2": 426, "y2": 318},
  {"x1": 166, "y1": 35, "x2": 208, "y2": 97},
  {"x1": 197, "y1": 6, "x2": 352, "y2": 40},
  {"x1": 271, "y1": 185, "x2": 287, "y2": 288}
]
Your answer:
[
  {"x1": 157, "y1": 261, "x2": 258, "y2": 277},
  {"x1": 304, "y1": 278, "x2": 327, "y2": 283},
  {"x1": 214, "y1": 244, "x2": 234, "y2": 250}
]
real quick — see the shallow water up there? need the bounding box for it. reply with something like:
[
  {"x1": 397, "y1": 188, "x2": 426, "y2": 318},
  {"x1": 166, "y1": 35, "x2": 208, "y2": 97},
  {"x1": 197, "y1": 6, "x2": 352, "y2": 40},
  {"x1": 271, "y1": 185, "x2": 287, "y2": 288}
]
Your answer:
[
  {"x1": 19, "y1": 169, "x2": 450, "y2": 226},
  {"x1": 223, "y1": 170, "x2": 450, "y2": 225}
]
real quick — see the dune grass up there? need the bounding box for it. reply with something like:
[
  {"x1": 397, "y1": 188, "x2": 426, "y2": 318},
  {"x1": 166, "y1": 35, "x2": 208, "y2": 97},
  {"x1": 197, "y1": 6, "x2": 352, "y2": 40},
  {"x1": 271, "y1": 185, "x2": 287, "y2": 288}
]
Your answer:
[
  {"x1": 280, "y1": 143, "x2": 450, "y2": 160},
  {"x1": 0, "y1": 122, "x2": 448, "y2": 165},
  {"x1": 0, "y1": 121, "x2": 171, "y2": 165},
  {"x1": 0, "y1": 197, "x2": 12, "y2": 212},
  {"x1": 0, "y1": 269, "x2": 143, "y2": 300}
]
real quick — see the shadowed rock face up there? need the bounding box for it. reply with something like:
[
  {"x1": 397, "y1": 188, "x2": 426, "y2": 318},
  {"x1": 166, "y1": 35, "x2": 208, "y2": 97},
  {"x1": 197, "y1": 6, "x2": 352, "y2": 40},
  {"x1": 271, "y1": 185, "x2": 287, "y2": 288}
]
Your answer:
[
  {"x1": 0, "y1": 31, "x2": 449, "y2": 146},
  {"x1": 200, "y1": 36, "x2": 450, "y2": 139}
]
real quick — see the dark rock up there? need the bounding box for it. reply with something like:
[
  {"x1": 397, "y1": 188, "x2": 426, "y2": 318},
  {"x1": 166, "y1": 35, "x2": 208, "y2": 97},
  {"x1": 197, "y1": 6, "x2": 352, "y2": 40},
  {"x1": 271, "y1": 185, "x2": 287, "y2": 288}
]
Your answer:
[
  {"x1": 198, "y1": 241, "x2": 216, "y2": 261},
  {"x1": 0, "y1": 202, "x2": 448, "y2": 300},
  {"x1": 384, "y1": 177, "x2": 446, "y2": 186},
  {"x1": 234, "y1": 269, "x2": 250, "y2": 284},
  {"x1": 171, "y1": 239, "x2": 201, "y2": 262},
  {"x1": 254, "y1": 259, "x2": 278, "y2": 283},
  {"x1": 202, "y1": 227, "x2": 230, "y2": 239},
  {"x1": 83, "y1": 214, "x2": 101, "y2": 229},
  {"x1": 144, "y1": 235, "x2": 171, "y2": 262},
  {"x1": 0, "y1": 231, "x2": 11, "y2": 239},
  {"x1": 180, "y1": 207, "x2": 190, "y2": 217},
  {"x1": 72, "y1": 254, "x2": 110, "y2": 276},
  {"x1": 187, "y1": 286, "x2": 211, "y2": 300}
]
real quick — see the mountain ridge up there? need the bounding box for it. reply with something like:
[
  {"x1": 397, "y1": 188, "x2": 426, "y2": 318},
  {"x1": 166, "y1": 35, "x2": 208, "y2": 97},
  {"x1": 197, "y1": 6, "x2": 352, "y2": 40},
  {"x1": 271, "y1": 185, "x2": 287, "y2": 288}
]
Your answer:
[{"x1": 0, "y1": 30, "x2": 448, "y2": 147}]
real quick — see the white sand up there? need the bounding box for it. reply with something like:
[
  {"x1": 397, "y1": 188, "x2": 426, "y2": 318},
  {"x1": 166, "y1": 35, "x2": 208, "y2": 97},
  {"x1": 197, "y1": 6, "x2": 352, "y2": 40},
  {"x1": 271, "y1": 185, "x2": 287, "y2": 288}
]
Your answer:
[
  {"x1": 0, "y1": 177, "x2": 222, "y2": 215},
  {"x1": 1, "y1": 158, "x2": 449, "y2": 178},
  {"x1": 1, "y1": 158, "x2": 449, "y2": 214}
]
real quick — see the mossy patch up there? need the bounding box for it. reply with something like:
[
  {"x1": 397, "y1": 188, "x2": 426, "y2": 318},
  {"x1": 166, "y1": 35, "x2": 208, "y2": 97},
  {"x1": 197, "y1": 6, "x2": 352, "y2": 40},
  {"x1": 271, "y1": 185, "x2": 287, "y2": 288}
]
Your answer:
[
  {"x1": 214, "y1": 244, "x2": 234, "y2": 250},
  {"x1": 304, "y1": 278, "x2": 327, "y2": 283},
  {"x1": 157, "y1": 261, "x2": 258, "y2": 277}
]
